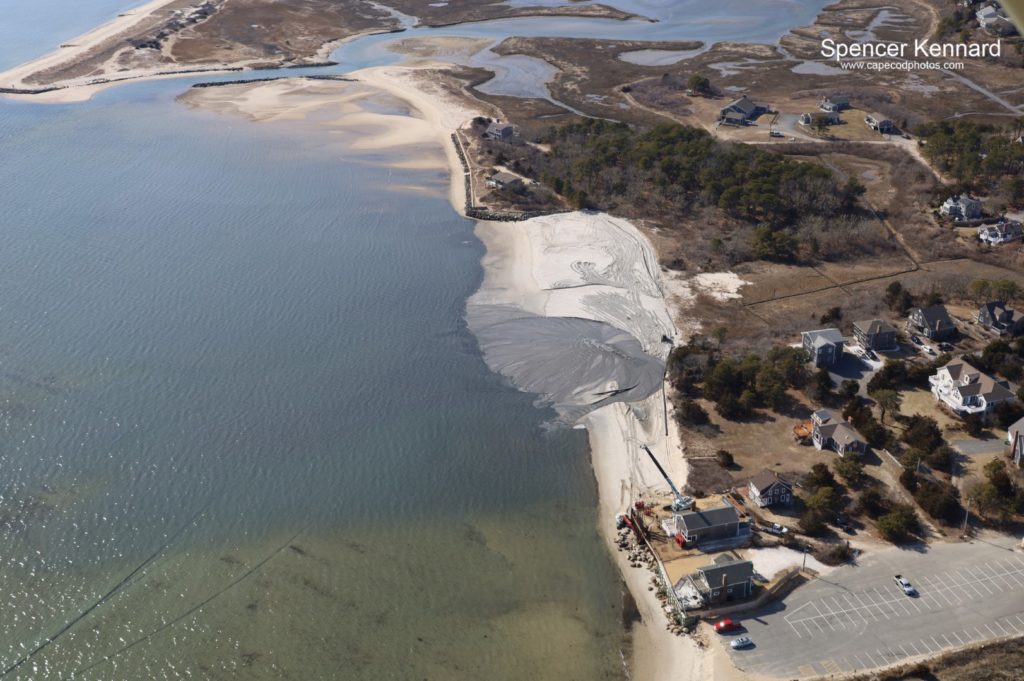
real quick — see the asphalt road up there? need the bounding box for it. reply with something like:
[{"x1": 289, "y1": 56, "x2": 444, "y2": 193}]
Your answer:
[{"x1": 721, "y1": 535, "x2": 1024, "y2": 678}]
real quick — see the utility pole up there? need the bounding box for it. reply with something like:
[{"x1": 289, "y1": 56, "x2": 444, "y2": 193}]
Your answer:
[
  {"x1": 962, "y1": 498, "x2": 971, "y2": 537},
  {"x1": 802, "y1": 546, "x2": 809, "y2": 570}
]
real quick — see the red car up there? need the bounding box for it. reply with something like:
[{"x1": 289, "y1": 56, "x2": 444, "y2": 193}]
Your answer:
[{"x1": 714, "y1": 618, "x2": 740, "y2": 633}]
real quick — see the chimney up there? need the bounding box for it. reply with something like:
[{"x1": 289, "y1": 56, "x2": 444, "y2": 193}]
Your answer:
[{"x1": 720, "y1": 574, "x2": 729, "y2": 603}]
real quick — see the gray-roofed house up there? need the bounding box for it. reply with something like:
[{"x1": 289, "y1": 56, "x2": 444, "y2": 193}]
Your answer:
[
  {"x1": 811, "y1": 409, "x2": 867, "y2": 457},
  {"x1": 672, "y1": 505, "x2": 741, "y2": 544},
  {"x1": 801, "y1": 328, "x2": 845, "y2": 367},
  {"x1": 819, "y1": 95, "x2": 849, "y2": 112},
  {"x1": 719, "y1": 96, "x2": 762, "y2": 125},
  {"x1": 747, "y1": 470, "x2": 793, "y2": 508},
  {"x1": 865, "y1": 114, "x2": 896, "y2": 134},
  {"x1": 940, "y1": 195, "x2": 983, "y2": 221},
  {"x1": 1008, "y1": 417, "x2": 1024, "y2": 466},
  {"x1": 485, "y1": 121, "x2": 516, "y2": 141},
  {"x1": 930, "y1": 358, "x2": 1016, "y2": 417},
  {"x1": 907, "y1": 304, "x2": 956, "y2": 340},
  {"x1": 853, "y1": 319, "x2": 898, "y2": 351},
  {"x1": 689, "y1": 554, "x2": 755, "y2": 603},
  {"x1": 977, "y1": 301, "x2": 1024, "y2": 336},
  {"x1": 486, "y1": 171, "x2": 521, "y2": 190}
]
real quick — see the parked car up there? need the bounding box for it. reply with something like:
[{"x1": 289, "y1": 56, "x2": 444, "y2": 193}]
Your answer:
[
  {"x1": 939, "y1": 342, "x2": 954, "y2": 352},
  {"x1": 715, "y1": 618, "x2": 741, "y2": 633},
  {"x1": 769, "y1": 130, "x2": 784, "y2": 138},
  {"x1": 894, "y1": 574, "x2": 916, "y2": 596},
  {"x1": 910, "y1": 334, "x2": 922, "y2": 345},
  {"x1": 924, "y1": 346, "x2": 936, "y2": 356},
  {"x1": 833, "y1": 516, "x2": 854, "y2": 533},
  {"x1": 730, "y1": 636, "x2": 753, "y2": 649}
]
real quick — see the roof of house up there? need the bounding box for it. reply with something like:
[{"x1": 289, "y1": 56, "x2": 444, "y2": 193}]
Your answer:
[
  {"x1": 979, "y1": 301, "x2": 1022, "y2": 323},
  {"x1": 748, "y1": 470, "x2": 792, "y2": 495},
  {"x1": 910, "y1": 304, "x2": 953, "y2": 329},
  {"x1": 853, "y1": 319, "x2": 897, "y2": 336},
  {"x1": 724, "y1": 96, "x2": 758, "y2": 116},
  {"x1": 817, "y1": 421, "x2": 867, "y2": 448},
  {"x1": 812, "y1": 408, "x2": 834, "y2": 424},
  {"x1": 696, "y1": 554, "x2": 755, "y2": 589},
  {"x1": 678, "y1": 506, "x2": 740, "y2": 533},
  {"x1": 1009, "y1": 416, "x2": 1024, "y2": 438},
  {"x1": 487, "y1": 122, "x2": 514, "y2": 134},
  {"x1": 488, "y1": 171, "x2": 521, "y2": 185},
  {"x1": 823, "y1": 95, "x2": 849, "y2": 106},
  {"x1": 802, "y1": 328, "x2": 844, "y2": 347},
  {"x1": 941, "y1": 359, "x2": 1016, "y2": 403}
]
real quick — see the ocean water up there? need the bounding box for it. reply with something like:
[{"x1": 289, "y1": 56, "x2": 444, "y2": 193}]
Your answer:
[
  {"x1": 0, "y1": 78, "x2": 626, "y2": 680},
  {"x1": 0, "y1": 1, "x2": 838, "y2": 677}
]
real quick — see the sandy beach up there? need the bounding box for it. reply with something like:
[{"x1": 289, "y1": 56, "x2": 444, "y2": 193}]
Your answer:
[{"x1": 166, "y1": 59, "x2": 707, "y2": 681}]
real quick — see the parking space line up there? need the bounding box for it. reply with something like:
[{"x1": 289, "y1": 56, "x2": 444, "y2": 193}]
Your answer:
[
  {"x1": 967, "y1": 567, "x2": 998, "y2": 595},
  {"x1": 931, "y1": 636, "x2": 944, "y2": 650},
  {"x1": 981, "y1": 562, "x2": 1016, "y2": 591},
  {"x1": 998, "y1": 560, "x2": 1024, "y2": 587},
  {"x1": 940, "y1": 634, "x2": 955, "y2": 648},
  {"x1": 917, "y1": 638, "x2": 934, "y2": 653},
  {"x1": 951, "y1": 631, "x2": 965, "y2": 645},
  {"x1": 993, "y1": 620, "x2": 1010, "y2": 636},
  {"x1": 985, "y1": 623, "x2": 999, "y2": 638}
]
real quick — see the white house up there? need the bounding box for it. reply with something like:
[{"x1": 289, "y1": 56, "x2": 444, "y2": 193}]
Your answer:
[
  {"x1": 929, "y1": 358, "x2": 1016, "y2": 417},
  {"x1": 978, "y1": 221, "x2": 1023, "y2": 245}
]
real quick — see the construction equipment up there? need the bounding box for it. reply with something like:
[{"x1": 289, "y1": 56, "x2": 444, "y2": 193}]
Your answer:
[{"x1": 642, "y1": 444, "x2": 694, "y2": 512}]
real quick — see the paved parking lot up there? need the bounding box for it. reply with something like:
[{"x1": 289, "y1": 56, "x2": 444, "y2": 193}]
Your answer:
[{"x1": 722, "y1": 537, "x2": 1024, "y2": 678}]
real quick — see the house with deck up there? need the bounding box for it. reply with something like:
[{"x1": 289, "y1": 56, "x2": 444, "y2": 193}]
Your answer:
[
  {"x1": 811, "y1": 409, "x2": 867, "y2": 457},
  {"x1": 687, "y1": 554, "x2": 755, "y2": 604},
  {"x1": 819, "y1": 95, "x2": 849, "y2": 112},
  {"x1": 801, "y1": 328, "x2": 845, "y2": 367},
  {"x1": 664, "y1": 505, "x2": 745, "y2": 546},
  {"x1": 865, "y1": 114, "x2": 896, "y2": 134},
  {"x1": 719, "y1": 96, "x2": 763, "y2": 125},
  {"x1": 929, "y1": 358, "x2": 1016, "y2": 418},
  {"x1": 853, "y1": 319, "x2": 898, "y2": 352}
]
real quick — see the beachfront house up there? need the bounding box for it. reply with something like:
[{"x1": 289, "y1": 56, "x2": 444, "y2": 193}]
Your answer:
[
  {"x1": 801, "y1": 328, "x2": 845, "y2": 367},
  {"x1": 719, "y1": 96, "x2": 763, "y2": 125},
  {"x1": 853, "y1": 319, "x2": 898, "y2": 352},
  {"x1": 688, "y1": 554, "x2": 755, "y2": 604},
  {"x1": 907, "y1": 304, "x2": 956, "y2": 340},
  {"x1": 1008, "y1": 416, "x2": 1024, "y2": 466},
  {"x1": 811, "y1": 409, "x2": 867, "y2": 457},
  {"x1": 486, "y1": 171, "x2": 521, "y2": 190},
  {"x1": 940, "y1": 194, "x2": 983, "y2": 221},
  {"x1": 929, "y1": 358, "x2": 1015, "y2": 418},
  {"x1": 666, "y1": 506, "x2": 743, "y2": 546},
  {"x1": 819, "y1": 95, "x2": 849, "y2": 112},
  {"x1": 977, "y1": 301, "x2": 1024, "y2": 336},
  {"x1": 747, "y1": 470, "x2": 793, "y2": 508},
  {"x1": 485, "y1": 121, "x2": 516, "y2": 141}
]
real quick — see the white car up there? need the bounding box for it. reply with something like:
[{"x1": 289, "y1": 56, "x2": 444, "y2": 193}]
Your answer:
[
  {"x1": 894, "y1": 574, "x2": 916, "y2": 595},
  {"x1": 730, "y1": 636, "x2": 753, "y2": 649}
]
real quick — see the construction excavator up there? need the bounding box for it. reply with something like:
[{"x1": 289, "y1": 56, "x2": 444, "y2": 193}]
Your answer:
[{"x1": 642, "y1": 444, "x2": 694, "y2": 512}]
